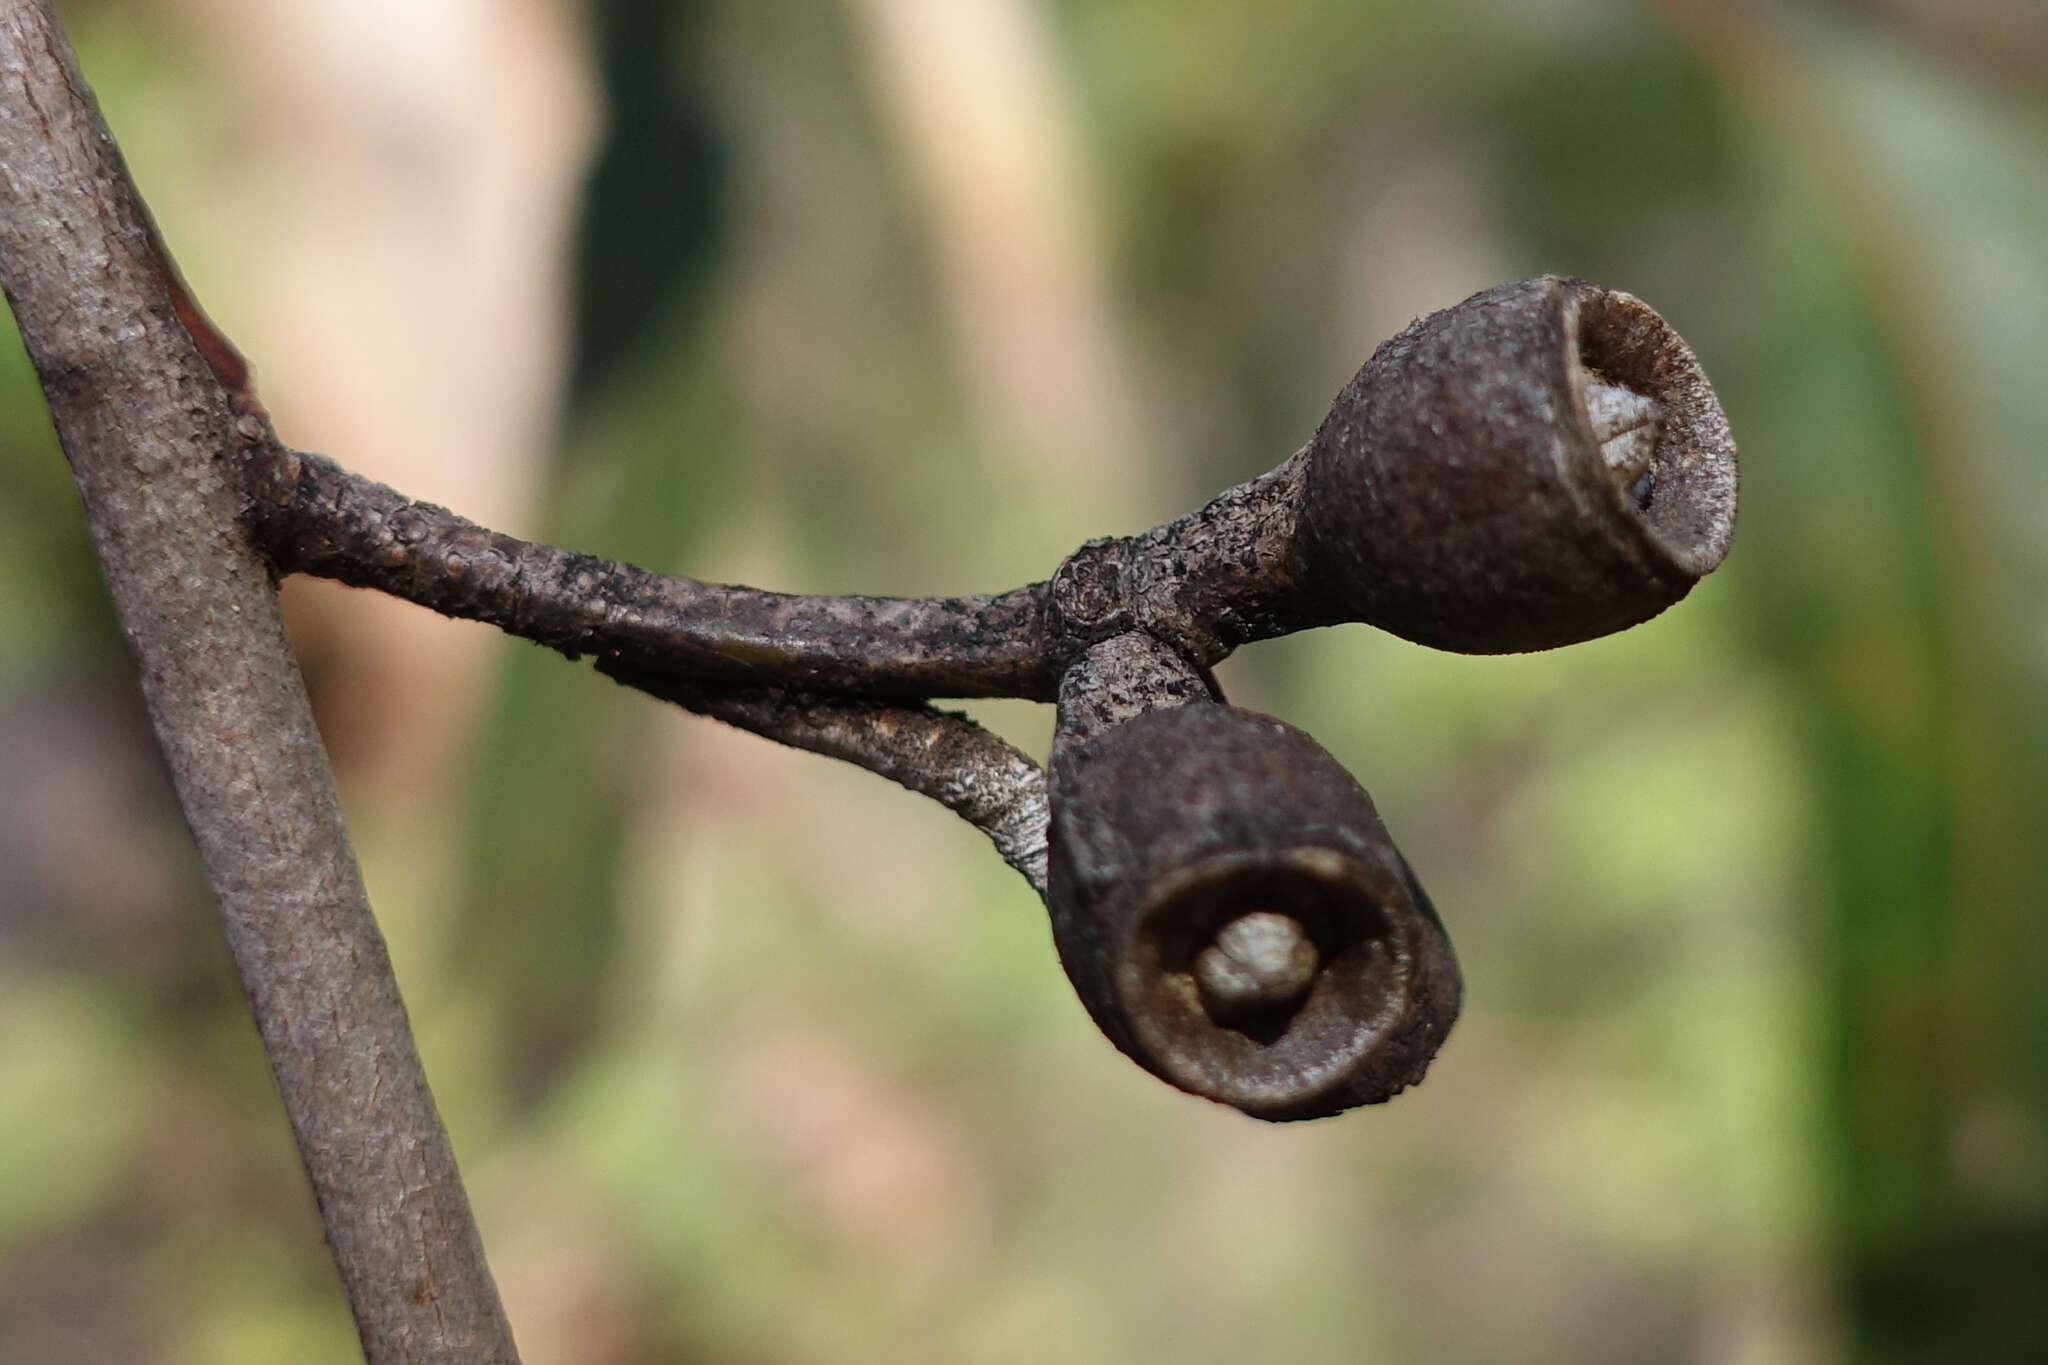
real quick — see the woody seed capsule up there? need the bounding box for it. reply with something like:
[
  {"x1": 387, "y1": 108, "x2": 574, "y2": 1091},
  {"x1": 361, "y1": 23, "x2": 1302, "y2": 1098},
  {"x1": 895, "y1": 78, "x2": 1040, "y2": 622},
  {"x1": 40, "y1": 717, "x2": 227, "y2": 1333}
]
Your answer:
[
  {"x1": 1046, "y1": 699, "x2": 1461, "y2": 1120},
  {"x1": 1299, "y1": 275, "x2": 1736, "y2": 653}
]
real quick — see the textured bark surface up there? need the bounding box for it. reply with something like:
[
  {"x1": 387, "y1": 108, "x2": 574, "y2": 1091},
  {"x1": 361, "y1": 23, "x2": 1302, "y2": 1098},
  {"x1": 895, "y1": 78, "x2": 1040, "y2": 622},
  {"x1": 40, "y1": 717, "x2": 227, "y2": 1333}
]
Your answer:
[
  {"x1": 247, "y1": 445, "x2": 1059, "y2": 701},
  {"x1": 0, "y1": 5, "x2": 517, "y2": 1361},
  {"x1": 1048, "y1": 630, "x2": 1212, "y2": 748},
  {"x1": 1042, "y1": 452, "x2": 1316, "y2": 672}
]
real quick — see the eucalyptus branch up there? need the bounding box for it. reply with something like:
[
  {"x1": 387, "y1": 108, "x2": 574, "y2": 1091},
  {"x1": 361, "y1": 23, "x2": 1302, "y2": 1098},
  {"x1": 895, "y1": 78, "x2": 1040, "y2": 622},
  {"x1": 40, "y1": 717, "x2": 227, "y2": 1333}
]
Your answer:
[
  {"x1": 242, "y1": 438, "x2": 1315, "y2": 704},
  {"x1": 244, "y1": 441, "x2": 1060, "y2": 885},
  {"x1": 11, "y1": 0, "x2": 1742, "y2": 1170},
  {"x1": 0, "y1": 3, "x2": 1754, "y2": 1361},
  {"x1": 0, "y1": 3, "x2": 517, "y2": 1360},
  {"x1": 237, "y1": 279, "x2": 1738, "y2": 1124},
  {"x1": 244, "y1": 445, "x2": 1058, "y2": 701}
]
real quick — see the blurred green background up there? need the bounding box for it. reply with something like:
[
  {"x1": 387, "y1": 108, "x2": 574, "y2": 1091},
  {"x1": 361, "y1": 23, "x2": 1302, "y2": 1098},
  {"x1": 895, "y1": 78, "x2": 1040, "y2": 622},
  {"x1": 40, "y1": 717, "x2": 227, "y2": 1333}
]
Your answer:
[{"x1": 5, "y1": 0, "x2": 2047, "y2": 1360}]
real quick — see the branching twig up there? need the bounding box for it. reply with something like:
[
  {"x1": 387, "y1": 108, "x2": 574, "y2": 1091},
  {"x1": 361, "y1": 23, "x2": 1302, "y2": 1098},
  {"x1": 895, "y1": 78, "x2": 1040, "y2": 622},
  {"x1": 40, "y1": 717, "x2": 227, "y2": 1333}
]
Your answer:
[
  {"x1": 245, "y1": 445, "x2": 1059, "y2": 701},
  {"x1": 227, "y1": 277, "x2": 1739, "y2": 1129},
  {"x1": 0, "y1": 5, "x2": 518, "y2": 1361},
  {"x1": 7, "y1": 0, "x2": 1743, "y2": 1186},
  {"x1": 240, "y1": 441, "x2": 1326, "y2": 702}
]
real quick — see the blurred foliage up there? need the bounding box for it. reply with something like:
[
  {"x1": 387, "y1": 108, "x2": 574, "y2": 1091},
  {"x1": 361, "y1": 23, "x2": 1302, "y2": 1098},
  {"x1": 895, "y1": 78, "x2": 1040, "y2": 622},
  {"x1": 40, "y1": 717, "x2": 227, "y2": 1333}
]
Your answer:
[
  {"x1": 5, "y1": 0, "x2": 2048, "y2": 1362},
  {"x1": 567, "y1": 0, "x2": 726, "y2": 407}
]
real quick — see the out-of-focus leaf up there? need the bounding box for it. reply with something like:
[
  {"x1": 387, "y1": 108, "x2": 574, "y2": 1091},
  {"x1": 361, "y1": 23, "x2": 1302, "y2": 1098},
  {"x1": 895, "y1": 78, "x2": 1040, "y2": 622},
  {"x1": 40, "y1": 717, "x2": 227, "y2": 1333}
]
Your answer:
[
  {"x1": 1685, "y1": 8, "x2": 2048, "y2": 1357},
  {"x1": 567, "y1": 0, "x2": 727, "y2": 411}
]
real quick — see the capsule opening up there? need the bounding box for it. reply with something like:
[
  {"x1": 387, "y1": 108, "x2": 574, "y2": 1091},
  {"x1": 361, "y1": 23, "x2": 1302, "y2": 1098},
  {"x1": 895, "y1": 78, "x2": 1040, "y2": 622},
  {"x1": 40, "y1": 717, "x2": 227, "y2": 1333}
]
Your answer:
[
  {"x1": 1148, "y1": 868, "x2": 1390, "y2": 1043},
  {"x1": 1117, "y1": 846, "x2": 1432, "y2": 1117},
  {"x1": 1569, "y1": 287, "x2": 1738, "y2": 576}
]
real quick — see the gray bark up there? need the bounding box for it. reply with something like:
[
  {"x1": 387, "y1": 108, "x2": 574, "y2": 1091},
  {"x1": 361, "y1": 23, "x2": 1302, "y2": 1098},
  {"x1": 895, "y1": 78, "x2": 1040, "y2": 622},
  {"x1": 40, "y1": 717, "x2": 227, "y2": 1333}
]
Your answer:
[{"x1": 0, "y1": 4, "x2": 518, "y2": 1360}]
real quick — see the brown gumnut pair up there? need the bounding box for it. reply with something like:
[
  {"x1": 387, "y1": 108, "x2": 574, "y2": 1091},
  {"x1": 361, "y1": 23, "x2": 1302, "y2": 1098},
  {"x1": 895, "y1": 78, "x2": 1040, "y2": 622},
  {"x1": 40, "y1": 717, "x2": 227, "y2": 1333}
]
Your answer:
[{"x1": 1042, "y1": 276, "x2": 1738, "y2": 1120}]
